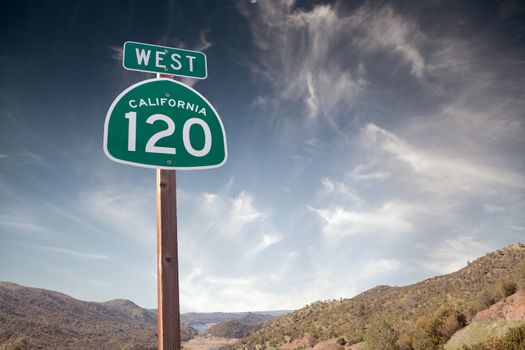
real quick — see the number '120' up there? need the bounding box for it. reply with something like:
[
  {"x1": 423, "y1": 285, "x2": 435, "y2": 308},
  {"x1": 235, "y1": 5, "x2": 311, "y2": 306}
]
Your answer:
[{"x1": 124, "y1": 112, "x2": 212, "y2": 157}]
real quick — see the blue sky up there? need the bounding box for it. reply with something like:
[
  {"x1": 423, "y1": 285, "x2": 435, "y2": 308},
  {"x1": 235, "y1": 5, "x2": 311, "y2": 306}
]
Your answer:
[{"x1": 1, "y1": 0, "x2": 524, "y2": 312}]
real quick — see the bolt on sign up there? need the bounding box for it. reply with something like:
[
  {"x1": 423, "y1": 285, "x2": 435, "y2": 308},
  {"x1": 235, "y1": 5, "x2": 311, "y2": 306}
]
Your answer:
[
  {"x1": 104, "y1": 78, "x2": 227, "y2": 169},
  {"x1": 123, "y1": 41, "x2": 207, "y2": 79}
]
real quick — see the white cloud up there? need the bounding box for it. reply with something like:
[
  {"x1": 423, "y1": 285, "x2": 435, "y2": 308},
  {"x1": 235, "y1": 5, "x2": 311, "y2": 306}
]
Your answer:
[
  {"x1": 175, "y1": 188, "x2": 295, "y2": 311},
  {"x1": 32, "y1": 245, "x2": 114, "y2": 260},
  {"x1": 320, "y1": 177, "x2": 363, "y2": 206},
  {"x1": 241, "y1": 1, "x2": 426, "y2": 124},
  {"x1": 82, "y1": 186, "x2": 155, "y2": 248},
  {"x1": 348, "y1": 5, "x2": 425, "y2": 77},
  {"x1": 198, "y1": 190, "x2": 266, "y2": 237},
  {"x1": 246, "y1": 233, "x2": 283, "y2": 257},
  {"x1": 420, "y1": 237, "x2": 489, "y2": 274},
  {"x1": 181, "y1": 273, "x2": 279, "y2": 312},
  {"x1": 241, "y1": 1, "x2": 365, "y2": 122},
  {"x1": 348, "y1": 164, "x2": 391, "y2": 182},
  {"x1": 362, "y1": 259, "x2": 401, "y2": 275},
  {"x1": 0, "y1": 150, "x2": 51, "y2": 169},
  {"x1": 0, "y1": 214, "x2": 48, "y2": 233},
  {"x1": 310, "y1": 201, "x2": 414, "y2": 239},
  {"x1": 361, "y1": 123, "x2": 525, "y2": 194}
]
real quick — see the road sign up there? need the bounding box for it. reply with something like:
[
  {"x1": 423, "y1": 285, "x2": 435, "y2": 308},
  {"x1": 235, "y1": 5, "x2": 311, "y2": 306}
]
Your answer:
[
  {"x1": 104, "y1": 78, "x2": 227, "y2": 170},
  {"x1": 123, "y1": 41, "x2": 207, "y2": 79}
]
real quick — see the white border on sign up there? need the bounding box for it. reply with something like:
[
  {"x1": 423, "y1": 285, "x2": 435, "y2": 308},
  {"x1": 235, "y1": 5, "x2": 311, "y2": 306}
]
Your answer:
[
  {"x1": 103, "y1": 78, "x2": 228, "y2": 170},
  {"x1": 122, "y1": 41, "x2": 208, "y2": 80}
]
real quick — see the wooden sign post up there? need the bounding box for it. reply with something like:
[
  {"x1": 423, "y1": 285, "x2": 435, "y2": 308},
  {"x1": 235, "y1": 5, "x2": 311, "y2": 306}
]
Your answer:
[
  {"x1": 104, "y1": 41, "x2": 227, "y2": 350},
  {"x1": 156, "y1": 167, "x2": 181, "y2": 350},
  {"x1": 156, "y1": 73, "x2": 180, "y2": 350}
]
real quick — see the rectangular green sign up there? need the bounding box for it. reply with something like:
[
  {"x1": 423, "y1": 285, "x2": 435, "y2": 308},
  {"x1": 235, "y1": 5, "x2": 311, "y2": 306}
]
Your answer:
[{"x1": 122, "y1": 41, "x2": 207, "y2": 79}]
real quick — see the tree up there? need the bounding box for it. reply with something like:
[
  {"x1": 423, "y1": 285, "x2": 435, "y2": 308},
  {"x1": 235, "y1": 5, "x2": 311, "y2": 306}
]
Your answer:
[
  {"x1": 496, "y1": 277, "x2": 517, "y2": 299},
  {"x1": 475, "y1": 290, "x2": 497, "y2": 310},
  {"x1": 515, "y1": 260, "x2": 525, "y2": 291},
  {"x1": 411, "y1": 308, "x2": 466, "y2": 350},
  {"x1": 365, "y1": 318, "x2": 398, "y2": 350}
]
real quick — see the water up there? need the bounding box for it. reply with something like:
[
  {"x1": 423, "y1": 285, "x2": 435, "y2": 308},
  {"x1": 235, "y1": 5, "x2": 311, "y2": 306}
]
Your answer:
[{"x1": 193, "y1": 323, "x2": 214, "y2": 333}]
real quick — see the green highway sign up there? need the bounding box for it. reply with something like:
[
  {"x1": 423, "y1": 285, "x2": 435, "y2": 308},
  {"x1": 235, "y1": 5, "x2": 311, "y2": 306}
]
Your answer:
[
  {"x1": 122, "y1": 41, "x2": 207, "y2": 79},
  {"x1": 104, "y1": 78, "x2": 227, "y2": 170}
]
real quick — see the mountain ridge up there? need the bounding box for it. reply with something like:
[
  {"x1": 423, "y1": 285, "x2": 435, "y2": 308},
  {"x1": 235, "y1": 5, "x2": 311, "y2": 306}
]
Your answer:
[
  {"x1": 229, "y1": 243, "x2": 525, "y2": 349},
  {"x1": 2, "y1": 243, "x2": 524, "y2": 349}
]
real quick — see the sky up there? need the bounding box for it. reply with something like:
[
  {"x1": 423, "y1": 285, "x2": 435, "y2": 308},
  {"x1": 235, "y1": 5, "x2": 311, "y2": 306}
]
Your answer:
[{"x1": 1, "y1": 0, "x2": 524, "y2": 312}]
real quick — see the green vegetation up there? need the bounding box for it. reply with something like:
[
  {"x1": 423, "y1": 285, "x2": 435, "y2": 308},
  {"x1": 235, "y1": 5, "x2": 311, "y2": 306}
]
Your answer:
[
  {"x1": 516, "y1": 261, "x2": 525, "y2": 291},
  {"x1": 364, "y1": 318, "x2": 397, "y2": 350},
  {"x1": 181, "y1": 325, "x2": 199, "y2": 341},
  {"x1": 0, "y1": 282, "x2": 159, "y2": 349},
  {"x1": 206, "y1": 312, "x2": 276, "y2": 338},
  {"x1": 207, "y1": 319, "x2": 262, "y2": 338},
  {"x1": 408, "y1": 308, "x2": 466, "y2": 350},
  {"x1": 497, "y1": 277, "x2": 518, "y2": 299},
  {"x1": 445, "y1": 320, "x2": 525, "y2": 350},
  {"x1": 230, "y1": 243, "x2": 525, "y2": 350},
  {"x1": 2, "y1": 244, "x2": 525, "y2": 349},
  {"x1": 460, "y1": 325, "x2": 525, "y2": 350}
]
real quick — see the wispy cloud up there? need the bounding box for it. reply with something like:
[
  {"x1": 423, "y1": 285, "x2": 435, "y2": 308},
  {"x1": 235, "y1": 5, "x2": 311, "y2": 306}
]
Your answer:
[
  {"x1": 195, "y1": 190, "x2": 267, "y2": 237},
  {"x1": 82, "y1": 185, "x2": 155, "y2": 249},
  {"x1": 0, "y1": 214, "x2": 48, "y2": 233},
  {"x1": 310, "y1": 201, "x2": 415, "y2": 240},
  {"x1": 246, "y1": 233, "x2": 283, "y2": 257},
  {"x1": 0, "y1": 150, "x2": 51, "y2": 169},
  {"x1": 362, "y1": 259, "x2": 402, "y2": 275},
  {"x1": 240, "y1": 1, "x2": 366, "y2": 124},
  {"x1": 349, "y1": 5, "x2": 425, "y2": 77},
  {"x1": 240, "y1": 1, "x2": 426, "y2": 125},
  {"x1": 361, "y1": 123, "x2": 525, "y2": 194},
  {"x1": 419, "y1": 237, "x2": 489, "y2": 274},
  {"x1": 32, "y1": 245, "x2": 114, "y2": 260}
]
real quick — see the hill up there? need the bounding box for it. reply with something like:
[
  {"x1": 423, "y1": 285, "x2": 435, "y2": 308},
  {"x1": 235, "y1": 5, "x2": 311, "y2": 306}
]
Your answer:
[
  {"x1": 181, "y1": 310, "x2": 289, "y2": 326},
  {"x1": 206, "y1": 313, "x2": 278, "y2": 338},
  {"x1": 445, "y1": 291, "x2": 525, "y2": 349},
  {"x1": 230, "y1": 243, "x2": 525, "y2": 349},
  {"x1": 0, "y1": 282, "x2": 198, "y2": 349}
]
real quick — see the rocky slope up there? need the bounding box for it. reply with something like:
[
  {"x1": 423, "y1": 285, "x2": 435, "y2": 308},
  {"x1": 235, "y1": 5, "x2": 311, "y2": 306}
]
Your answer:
[{"x1": 445, "y1": 291, "x2": 525, "y2": 349}]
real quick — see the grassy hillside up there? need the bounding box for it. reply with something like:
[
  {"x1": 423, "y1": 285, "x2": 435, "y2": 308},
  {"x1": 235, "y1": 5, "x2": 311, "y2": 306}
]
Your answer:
[
  {"x1": 230, "y1": 243, "x2": 525, "y2": 349},
  {"x1": 206, "y1": 313, "x2": 277, "y2": 338},
  {"x1": 181, "y1": 311, "x2": 290, "y2": 326},
  {"x1": 445, "y1": 320, "x2": 525, "y2": 350},
  {"x1": 0, "y1": 282, "x2": 197, "y2": 349}
]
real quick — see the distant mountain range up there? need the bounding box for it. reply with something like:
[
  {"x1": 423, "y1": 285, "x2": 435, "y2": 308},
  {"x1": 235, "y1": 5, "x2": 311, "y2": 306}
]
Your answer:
[
  {"x1": 181, "y1": 310, "x2": 290, "y2": 326},
  {"x1": 1, "y1": 243, "x2": 524, "y2": 350},
  {"x1": 0, "y1": 282, "x2": 287, "y2": 349},
  {"x1": 0, "y1": 282, "x2": 157, "y2": 349}
]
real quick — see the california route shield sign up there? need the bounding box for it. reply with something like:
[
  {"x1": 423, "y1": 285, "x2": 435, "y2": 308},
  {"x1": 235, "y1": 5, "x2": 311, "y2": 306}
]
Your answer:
[{"x1": 103, "y1": 78, "x2": 227, "y2": 170}]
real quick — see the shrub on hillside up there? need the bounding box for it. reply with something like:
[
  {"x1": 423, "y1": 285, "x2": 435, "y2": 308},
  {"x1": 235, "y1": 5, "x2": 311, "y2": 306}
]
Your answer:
[
  {"x1": 0, "y1": 338, "x2": 33, "y2": 350},
  {"x1": 365, "y1": 318, "x2": 398, "y2": 350},
  {"x1": 475, "y1": 290, "x2": 498, "y2": 310},
  {"x1": 336, "y1": 337, "x2": 346, "y2": 346},
  {"x1": 497, "y1": 277, "x2": 518, "y2": 299},
  {"x1": 410, "y1": 308, "x2": 466, "y2": 350},
  {"x1": 516, "y1": 260, "x2": 525, "y2": 291}
]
